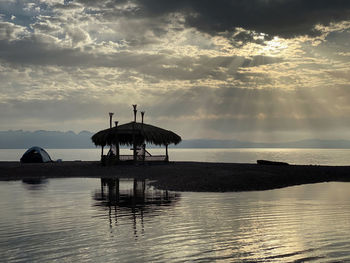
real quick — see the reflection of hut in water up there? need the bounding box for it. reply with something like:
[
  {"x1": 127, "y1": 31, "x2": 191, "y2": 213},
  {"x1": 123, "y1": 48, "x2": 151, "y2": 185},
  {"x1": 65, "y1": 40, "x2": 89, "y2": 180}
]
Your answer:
[
  {"x1": 91, "y1": 105, "x2": 181, "y2": 164},
  {"x1": 93, "y1": 178, "x2": 180, "y2": 237},
  {"x1": 94, "y1": 178, "x2": 180, "y2": 209}
]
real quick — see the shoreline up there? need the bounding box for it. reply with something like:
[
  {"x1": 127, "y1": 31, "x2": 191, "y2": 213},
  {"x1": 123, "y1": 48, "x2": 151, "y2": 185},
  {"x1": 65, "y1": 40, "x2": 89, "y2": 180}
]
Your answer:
[{"x1": 1, "y1": 161, "x2": 350, "y2": 192}]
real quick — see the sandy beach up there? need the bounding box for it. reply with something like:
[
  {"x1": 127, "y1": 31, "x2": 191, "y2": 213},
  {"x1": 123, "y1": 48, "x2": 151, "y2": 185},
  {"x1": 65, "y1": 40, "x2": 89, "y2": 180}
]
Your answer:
[{"x1": 1, "y1": 161, "x2": 350, "y2": 192}]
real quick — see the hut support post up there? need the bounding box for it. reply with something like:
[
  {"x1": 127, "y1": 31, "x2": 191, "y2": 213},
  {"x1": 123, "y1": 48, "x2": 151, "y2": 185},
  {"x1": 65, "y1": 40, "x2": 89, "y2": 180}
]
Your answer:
[
  {"x1": 116, "y1": 143, "x2": 120, "y2": 162},
  {"x1": 101, "y1": 146, "x2": 104, "y2": 158},
  {"x1": 165, "y1": 144, "x2": 169, "y2": 162},
  {"x1": 109, "y1": 113, "x2": 114, "y2": 154},
  {"x1": 132, "y1": 122, "x2": 137, "y2": 163},
  {"x1": 142, "y1": 144, "x2": 146, "y2": 163},
  {"x1": 133, "y1": 104, "x2": 137, "y2": 122},
  {"x1": 133, "y1": 141, "x2": 137, "y2": 163},
  {"x1": 115, "y1": 121, "x2": 119, "y2": 162}
]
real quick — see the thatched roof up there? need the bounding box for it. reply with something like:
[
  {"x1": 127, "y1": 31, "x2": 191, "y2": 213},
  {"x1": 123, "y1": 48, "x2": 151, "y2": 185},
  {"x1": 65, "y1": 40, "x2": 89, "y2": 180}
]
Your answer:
[{"x1": 91, "y1": 122, "x2": 182, "y2": 147}]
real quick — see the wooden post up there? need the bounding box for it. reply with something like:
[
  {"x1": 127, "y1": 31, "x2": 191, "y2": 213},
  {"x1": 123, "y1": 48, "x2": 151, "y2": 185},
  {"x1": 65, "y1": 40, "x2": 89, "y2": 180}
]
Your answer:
[
  {"x1": 141, "y1": 112, "x2": 145, "y2": 163},
  {"x1": 109, "y1": 113, "x2": 114, "y2": 154},
  {"x1": 132, "y1": 104, "x2": 137, "y2": 122},
  {"x1": 141, "y1": 111, "x2": 145, "y2": 124},
  {"x1": 132, "y1": 105, "x2": 137, "y2": 163},
  {"x1": 115, "y1": 121, "x2": 119, "y2": 162},
  {"x1": 132, "y1": 122, "x2": 137, "y2": 163},
  {"x1": 109, "y1": 112, "x2": 114, "y2": 128},
  {"x1": 142, "y1": 143, "x2": 146, "y2": 163},
  {"x1": 165, "y1": 144, "x2": 169, "y2": 162}
]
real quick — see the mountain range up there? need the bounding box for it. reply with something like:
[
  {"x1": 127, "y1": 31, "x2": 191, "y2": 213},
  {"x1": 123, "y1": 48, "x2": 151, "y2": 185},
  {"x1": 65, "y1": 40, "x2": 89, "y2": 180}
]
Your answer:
[
  {"x1": 0, "y1": 130, "x2": 94, "y2": 149},
  {"x1": 1, "y1": 130, "x2": 350, "y2": 149}
]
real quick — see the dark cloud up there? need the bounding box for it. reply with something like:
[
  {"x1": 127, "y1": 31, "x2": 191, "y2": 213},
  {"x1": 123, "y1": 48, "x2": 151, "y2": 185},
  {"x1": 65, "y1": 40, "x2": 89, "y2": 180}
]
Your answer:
[
  {"x1": 230, "y1": 31, "x2": 272, "y2": 47},
  {"x1": 0, "y1": 33, "x2": 282, "y2": 81},
  {"x1": 81, "y1": 0, "x2": 350, "y2": 38},
  {"x1": 53, "y1": 3, "x2": 83, "y2": 10}
]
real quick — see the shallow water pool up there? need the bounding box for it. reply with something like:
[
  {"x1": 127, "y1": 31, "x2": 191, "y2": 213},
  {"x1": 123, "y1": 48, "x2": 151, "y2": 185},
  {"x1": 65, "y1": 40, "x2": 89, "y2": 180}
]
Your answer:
[{"x1": 0, "y1": 178, "x2": 350, "y2": 262}]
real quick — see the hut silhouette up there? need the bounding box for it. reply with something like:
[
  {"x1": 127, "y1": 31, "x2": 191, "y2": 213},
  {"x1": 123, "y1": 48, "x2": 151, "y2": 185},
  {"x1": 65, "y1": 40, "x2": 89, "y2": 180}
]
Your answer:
[{"x1": 91, "y1": 105, "x2": 181, "y2": 164}]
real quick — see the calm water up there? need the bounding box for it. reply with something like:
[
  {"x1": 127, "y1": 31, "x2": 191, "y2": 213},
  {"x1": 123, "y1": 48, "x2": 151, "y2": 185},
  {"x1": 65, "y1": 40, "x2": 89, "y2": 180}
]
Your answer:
[
  {"x1": 1, "y1": 148, "x2": 350, "y2": 165},
  {"x1": 1, "y1": 179, "x2": 350, "y2": 262}
]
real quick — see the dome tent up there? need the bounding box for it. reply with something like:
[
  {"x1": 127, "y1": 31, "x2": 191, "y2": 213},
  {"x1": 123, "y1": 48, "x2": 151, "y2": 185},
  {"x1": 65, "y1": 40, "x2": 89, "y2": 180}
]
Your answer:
[{"x1": 20, "y1": 146, "x2": 52, "y2": 163}]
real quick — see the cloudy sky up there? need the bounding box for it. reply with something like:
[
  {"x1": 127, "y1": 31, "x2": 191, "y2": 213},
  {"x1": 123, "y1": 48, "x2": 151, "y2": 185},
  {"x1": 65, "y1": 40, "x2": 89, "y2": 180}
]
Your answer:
[{"x1": 1, "y1": 0, "x2": 350, "y2": 142}]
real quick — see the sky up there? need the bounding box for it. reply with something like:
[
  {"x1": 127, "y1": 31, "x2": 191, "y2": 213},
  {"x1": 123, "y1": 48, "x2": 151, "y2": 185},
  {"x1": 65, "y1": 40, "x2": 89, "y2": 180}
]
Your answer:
[{"x1": 1, "y1": 0, "x2": 350, "y2": 142}]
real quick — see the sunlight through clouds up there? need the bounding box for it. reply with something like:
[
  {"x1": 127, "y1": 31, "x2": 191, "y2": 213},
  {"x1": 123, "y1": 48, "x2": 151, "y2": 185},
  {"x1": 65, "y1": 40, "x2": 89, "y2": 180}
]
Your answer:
[{"x1": 0, "y1": 0, "x2": 350, "y2": 141}]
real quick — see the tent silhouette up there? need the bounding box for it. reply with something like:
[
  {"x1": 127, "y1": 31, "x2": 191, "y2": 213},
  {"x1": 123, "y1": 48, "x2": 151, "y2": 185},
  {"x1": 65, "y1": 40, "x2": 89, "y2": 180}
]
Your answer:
[{"x1": 20, "y1": 146, "x2": 52, "y2": 163}]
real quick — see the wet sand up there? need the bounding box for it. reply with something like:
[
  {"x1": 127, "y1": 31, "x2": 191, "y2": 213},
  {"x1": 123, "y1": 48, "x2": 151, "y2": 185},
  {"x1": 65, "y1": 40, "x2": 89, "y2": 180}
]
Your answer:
[{"x1": 1, "y1": 161, "x2": 350, "y2": 192}]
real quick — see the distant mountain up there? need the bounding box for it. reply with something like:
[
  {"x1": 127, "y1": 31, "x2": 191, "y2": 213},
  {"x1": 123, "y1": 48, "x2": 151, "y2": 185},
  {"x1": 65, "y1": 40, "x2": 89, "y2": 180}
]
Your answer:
[
  {"x1": 174, "y1": 139, "x2": 350, "y2": 149},
  {"x1": 0, "y1": 130, "x2": 95, "y2": 149},
  {"x1": 1, "y1": 130, "x2": 350, "y2": 149},
  {"x1": 269, "y1": 139, "x2": 350, "y2": 149}
]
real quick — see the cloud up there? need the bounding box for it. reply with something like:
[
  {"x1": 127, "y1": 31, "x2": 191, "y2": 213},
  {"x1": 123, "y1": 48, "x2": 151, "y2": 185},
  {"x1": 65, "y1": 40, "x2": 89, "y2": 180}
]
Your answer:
[
  {"x1": 0, "y1": 0, "x2": 350, "y2": 142},
  {"x1": 0, "y1": 23, "x2": 282, "y2": 83},
  {"x1": 0, "y1": 22, "x2": 28, "y2": 40},
  {"x1": 80, "y1": 0, "x2": 350, "y2": 38}
]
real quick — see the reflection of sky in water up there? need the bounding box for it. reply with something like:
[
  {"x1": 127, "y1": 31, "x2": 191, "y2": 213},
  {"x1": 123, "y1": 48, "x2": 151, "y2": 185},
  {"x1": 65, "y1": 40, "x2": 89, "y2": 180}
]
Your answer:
[{"x1": 0, "y1": 179, "x2": 350, "y2": 262}]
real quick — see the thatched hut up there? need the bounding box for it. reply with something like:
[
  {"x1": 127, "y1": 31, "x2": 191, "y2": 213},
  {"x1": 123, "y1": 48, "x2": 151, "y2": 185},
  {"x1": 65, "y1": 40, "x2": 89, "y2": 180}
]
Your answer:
[{"x1": 91, "y1": 107, "x2": 181, "y2": 163}]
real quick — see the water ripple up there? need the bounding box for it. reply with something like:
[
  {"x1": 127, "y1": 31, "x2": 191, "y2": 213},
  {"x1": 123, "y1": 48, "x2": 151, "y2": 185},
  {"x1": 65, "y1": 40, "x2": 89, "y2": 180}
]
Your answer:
[{"x1": 1, "y1": 180, "x2": 350, "y2": 262}]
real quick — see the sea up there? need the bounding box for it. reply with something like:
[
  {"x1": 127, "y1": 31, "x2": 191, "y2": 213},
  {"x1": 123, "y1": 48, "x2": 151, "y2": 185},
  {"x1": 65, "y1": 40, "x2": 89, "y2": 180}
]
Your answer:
[
  {"x1": 1, "y1": 147, "x2": 350, "y2": 165},
  {"x1": 1, "y1": 148, "x2": 350, "y2": 262}
]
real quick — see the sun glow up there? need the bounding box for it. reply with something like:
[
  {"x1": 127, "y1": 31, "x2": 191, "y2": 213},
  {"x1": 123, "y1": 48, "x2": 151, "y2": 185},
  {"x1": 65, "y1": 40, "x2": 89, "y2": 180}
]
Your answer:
[{"x1": 259, "y1": 37, "x2": 288, "y2": 56}]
